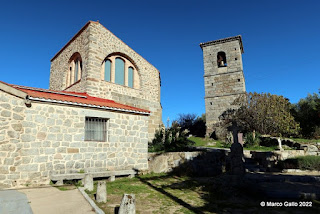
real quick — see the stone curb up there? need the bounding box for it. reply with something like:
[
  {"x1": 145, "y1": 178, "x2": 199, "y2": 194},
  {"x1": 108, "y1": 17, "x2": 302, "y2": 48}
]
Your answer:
[
  {"x1": 78, "y1": 187, "x2": 105, "y2": 214},
  {"x1": 282, "y1": 169, "x2": 320, "y2": 174}
]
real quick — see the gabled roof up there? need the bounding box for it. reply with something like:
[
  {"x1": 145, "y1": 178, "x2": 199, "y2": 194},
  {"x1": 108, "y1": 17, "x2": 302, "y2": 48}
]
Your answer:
[
  {"x1": 50, "y1": 21, "x2": 97, "y2": 62},
  {"x1": 0, "y1": 81, "x2": 150, "y2": 115},
  {"x1": 50, "y1": 21, "x2": 160, "y2": 74}
]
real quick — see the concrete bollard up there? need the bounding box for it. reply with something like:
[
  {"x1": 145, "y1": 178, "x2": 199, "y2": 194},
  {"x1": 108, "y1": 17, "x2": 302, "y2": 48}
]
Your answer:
[
  {"x1": 118, "y1": 194, "x2": 135, "y2": 214},
  {"x1": 96, "y1": 181, "x2": 107, "y2": 203},
  {"x1": 84, "y1": 174, "x2": 93, "y2": 191}
]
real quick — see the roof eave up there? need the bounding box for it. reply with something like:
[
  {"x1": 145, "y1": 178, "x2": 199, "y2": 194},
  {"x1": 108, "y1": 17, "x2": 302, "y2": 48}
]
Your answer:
[
  {"x1": 50, "y1": 21, "x2": 99, "y2": 62},
  {"x1": 0, "y1": 81, "x2": 27, "y2": 99},
  {"x1": 200, "y1": 35, "x2": 244, "y2": 53},
  {"x1": 28, "y1": 96, "x2": 150, "y2": 115}
]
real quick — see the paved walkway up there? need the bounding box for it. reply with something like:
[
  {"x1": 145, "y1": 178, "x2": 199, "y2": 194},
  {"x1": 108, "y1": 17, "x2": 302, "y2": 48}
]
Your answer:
[
  {"x1": 0, "y1": 186, "x2": 95, "y2": 214},
  {"x1": 0, "y1": 190, "x2": 33, "y2": 214}
]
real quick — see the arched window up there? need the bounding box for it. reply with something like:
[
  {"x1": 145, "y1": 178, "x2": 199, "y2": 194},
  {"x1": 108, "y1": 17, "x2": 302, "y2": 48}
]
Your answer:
[
  {"x1": 104, "y1": 60, "x2": 111, "y2": 82},
  {"x1": 101, "y1": 54, "x2": 139, "y2": 89},
  {"x1": 217, "y1": 51, "x2": 227, "y2": 67},
  {"x1": 115, "y1": 58, "x2": 125, "y2": 85},
  {"x1": 128, "y1": 67, "x2": 134, "y2": 88},
  {"x1": 67, "y1": 53, "x2": 82, "y2": 88}
]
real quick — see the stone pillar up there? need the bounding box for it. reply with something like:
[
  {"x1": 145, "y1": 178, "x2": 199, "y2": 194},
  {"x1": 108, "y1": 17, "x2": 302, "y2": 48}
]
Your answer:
[
  {"x1": 70, "y1": 61, "x2": 75, "y2": 84},
  {"x1": 277, "y1": 138, "x2": 284, "y2": 151},
  {"x1": 78, "y1": 60, "x2": 82, "y2": 81},
  {"x1": 56, "y1": 180, "x2": 63, "y2": 186},
  {"x1": 111, "y1": 56, "x2": 115, "y2": 83},
  {"x1": 118, "y1": 194, "x2": 135, "y2": 214},
  {"x1": 124, "y1": 60, "x2": 128, "y2": 86},
  {"x1": 96, "y1": 181, "x2": 107, "y2": 203},
  {"x1": 108, "y1": 175, "x2": 115, "y2": 182},
  {"x1": 84, "y1": 174, "x2": 93, "y2": 191}
]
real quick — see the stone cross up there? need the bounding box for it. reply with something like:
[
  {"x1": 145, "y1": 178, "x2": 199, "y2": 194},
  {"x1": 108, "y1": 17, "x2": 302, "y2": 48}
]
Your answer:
[
  {"x1": 228, "y1": 122, "x2": 245, "y2": 176},
  {"x1": 228, "y1": 122, "x2": 241, "y2": 144}
]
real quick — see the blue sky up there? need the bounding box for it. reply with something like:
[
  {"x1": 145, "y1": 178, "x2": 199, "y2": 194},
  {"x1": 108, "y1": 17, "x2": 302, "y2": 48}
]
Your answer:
[{"x1": 0, "y1": 0, "x2": 319, "y2": 124}]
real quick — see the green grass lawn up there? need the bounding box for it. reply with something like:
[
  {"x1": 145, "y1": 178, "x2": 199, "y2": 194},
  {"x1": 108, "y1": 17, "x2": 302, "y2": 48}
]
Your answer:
[
  {"x1": 189, "y1": 136, "x2": 319, "y2": 152},
  {"x1": 84, "y1": 173, "x2": 320, "y2": 214},
  {"x1": 188, "y1": 136, "x2": 277, "y2": 151},
  {"x1": 87, "y1": 173, "x2": 209, "y2": 214},
  {"x1": 188, "y1": 136, "x2": 227, "y2": 148}
]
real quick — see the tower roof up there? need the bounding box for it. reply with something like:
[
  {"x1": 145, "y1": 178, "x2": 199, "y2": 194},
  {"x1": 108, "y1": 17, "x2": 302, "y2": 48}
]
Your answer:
[{"x1": 200, "y1": 35, "x2": 244, "y2": 53}]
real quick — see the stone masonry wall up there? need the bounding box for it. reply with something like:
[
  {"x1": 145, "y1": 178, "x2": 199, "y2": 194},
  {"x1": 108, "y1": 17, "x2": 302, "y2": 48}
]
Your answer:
[
  {"x1": 49, "y1": 26, "x2": 90, "y2": 92},
  {"x1": 0, "y1": 90, "x2": 149, "y2": 188},
  {"x1": 202, "y1": 39, "x2": 246, "y2": 135},
  {"x1": 49, "y1": 22, "x2": 162, "y2": 140},
  {"x1": 148, "y1": 151, "x2": 227, "y2": 176}
]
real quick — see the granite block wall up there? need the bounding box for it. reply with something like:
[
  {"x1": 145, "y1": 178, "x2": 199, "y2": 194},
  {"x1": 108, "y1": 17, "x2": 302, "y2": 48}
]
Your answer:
[
  {"x1": 49, "y1": 22, "x2": 162, "y2": 140},
  {"x1": 0, "y1": 90, "x2": 148, "y2": 188},
  {"x1": 201, "y1": 37, "x2": 246, "y2": 135}
]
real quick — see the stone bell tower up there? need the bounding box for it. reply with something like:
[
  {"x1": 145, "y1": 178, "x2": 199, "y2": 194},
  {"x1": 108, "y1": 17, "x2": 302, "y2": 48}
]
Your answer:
[{"x1": 200, "y1": 35, "x2": 246, "y2": 136}]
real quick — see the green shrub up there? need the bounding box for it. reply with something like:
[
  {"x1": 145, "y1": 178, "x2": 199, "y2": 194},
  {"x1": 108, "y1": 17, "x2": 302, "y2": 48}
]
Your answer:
[
  {"x1": 149, "y1": 123, "x2": 194, "y2": 152},
  {"x1": 244, "y1": 132, "x2": 261, "y2": 147},
  {"x1": 278, "y1": 155, "x2": 320, "y2": 171},
  {"x1": 221, "y1": 132, "x2": 233, "y2": 148}
]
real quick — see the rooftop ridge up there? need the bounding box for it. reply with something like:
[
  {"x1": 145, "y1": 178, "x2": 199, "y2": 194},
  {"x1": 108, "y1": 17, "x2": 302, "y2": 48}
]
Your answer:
[
  {"x1": 200, "y1": 35, "x2": 244, "y2": 53},
  {"x1": 50, "y1": 21, "x2": 160, "y2": 74},
  {"x1": 50, "y1": 21, "x2": 98, "y2": 62},
  {"x1": 12, "y1": 85, "x2": 88, "y2": 98}
]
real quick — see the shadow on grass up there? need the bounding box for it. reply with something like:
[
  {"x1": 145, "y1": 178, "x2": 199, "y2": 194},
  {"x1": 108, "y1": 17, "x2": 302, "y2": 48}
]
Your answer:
[
  {"x1": 137, "y1": 175, "x2": 204, "y2": 214},
  {"x1": 135, "y1": 149, "x2": 320, "y2": 213}
]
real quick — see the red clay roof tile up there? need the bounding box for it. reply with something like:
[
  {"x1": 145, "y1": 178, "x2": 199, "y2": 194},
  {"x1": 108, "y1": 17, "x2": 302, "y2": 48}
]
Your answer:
[{"x1": 2, "y1": 82, "x2": 149, "y2": 114}]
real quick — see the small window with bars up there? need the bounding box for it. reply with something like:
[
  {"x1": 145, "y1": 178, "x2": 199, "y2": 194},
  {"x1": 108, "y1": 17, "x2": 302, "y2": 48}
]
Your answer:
[{"x1": 85, "y1": 117, "x2": 108, "y2": 142}]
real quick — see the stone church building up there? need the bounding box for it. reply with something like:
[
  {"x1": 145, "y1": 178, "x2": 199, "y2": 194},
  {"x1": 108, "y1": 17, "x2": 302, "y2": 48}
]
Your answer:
[{"x1": 0, "y1": 21, "x2": 162, "y2": 188}]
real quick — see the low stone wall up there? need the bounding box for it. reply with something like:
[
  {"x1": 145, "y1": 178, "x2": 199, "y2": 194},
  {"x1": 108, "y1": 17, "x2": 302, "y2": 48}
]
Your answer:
[
  {"x1": 148, "y1": 148, "x2": 320, "y2": 176},
  {"x1": 250, "y1": 149, "x2": 320, "y2": 170},
  {"x1": 148, "y1": 150, "x2": 228, "y2": 176}
]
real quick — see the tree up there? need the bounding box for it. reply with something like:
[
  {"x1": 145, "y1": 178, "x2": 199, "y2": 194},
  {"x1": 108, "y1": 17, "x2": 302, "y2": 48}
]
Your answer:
[
  {"x1": 291, "y1": 92, "x2": 320, "y2": 138},
  {"x1": 177, "y1": 113, "x2": 197, "y2": 132},
  {"x1": 192, "y1": 114, "x2": 206, "y2": 137},
  {"x1": 223, "y1": 92, "x2": 300, "y2": 137},
  {"x1": 176, "y1": 113, "x2": 206, "y2": 137}
]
